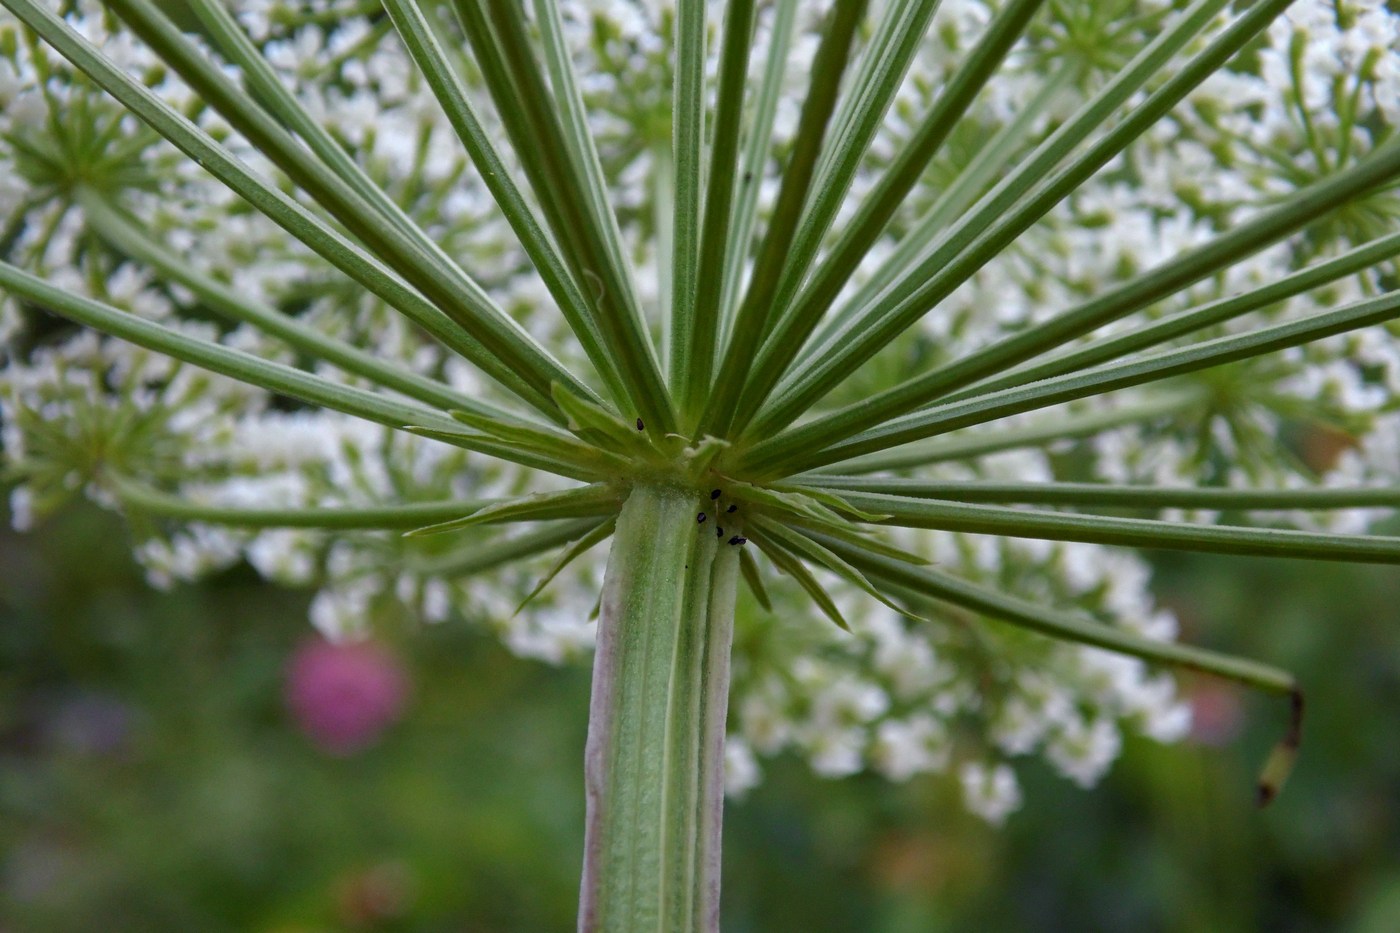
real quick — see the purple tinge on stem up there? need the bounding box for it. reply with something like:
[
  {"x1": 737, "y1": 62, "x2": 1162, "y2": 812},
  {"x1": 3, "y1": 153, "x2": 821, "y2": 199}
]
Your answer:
[{"x1": 284, "y1": 637, "x2": 409, "y2": 755}]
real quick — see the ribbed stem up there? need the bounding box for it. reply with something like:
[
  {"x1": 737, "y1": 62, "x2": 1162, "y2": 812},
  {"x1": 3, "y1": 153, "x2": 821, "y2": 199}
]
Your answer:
[{"x1": 579, "y1": 485, "x2": 741, "y2": 933}]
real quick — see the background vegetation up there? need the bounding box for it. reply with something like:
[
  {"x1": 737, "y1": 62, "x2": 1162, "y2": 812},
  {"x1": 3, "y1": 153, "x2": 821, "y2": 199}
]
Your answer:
[{"x1": 3, "y1": 499, "x2": 1397, "y2": 932}]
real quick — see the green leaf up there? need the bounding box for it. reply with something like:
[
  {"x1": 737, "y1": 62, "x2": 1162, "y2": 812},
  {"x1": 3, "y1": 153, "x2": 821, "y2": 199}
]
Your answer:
[
  {"x1": 1256, "y1": 689, "x2": 1304, "y2": 807},
  {"x1": 405, "y1": 484, "x2": 622, "y2": 537},
  {"x1": 445, "y1": 407, "x2": 631, "y2": 473},
  {"x1": 776, "y1": 485, "x2": 892, "y2": 524},
  {"x1": 514, "y1": 517, "x2": 618, "y2": 614},
  {"x1": 750, "y1": 532, "x2": 850, "y2": 632},
  {"x1": 729, "y1": 485, "x2": 923, "y2": 565},
  {"x1": 550, "y1": 383, "x2": 654, "y2": 458},
  {"x1": 748, "y1": 516, "x2": 915, "y2": 620},
  {"x1": 679, "y1": 435, "x2": 732, "y2": 483},
  {"x1": 777, "y1": 510, "x2": 928, "y2": 567},
  {"x1": 398, "y1": 426, "x2": 616, "y2": 481},
  {"x1": 413, "y1": 519, "x2": 609, "y2": 578},
  {"x1": 738, "y1": 547, "x2": 773, "y2": 612}
]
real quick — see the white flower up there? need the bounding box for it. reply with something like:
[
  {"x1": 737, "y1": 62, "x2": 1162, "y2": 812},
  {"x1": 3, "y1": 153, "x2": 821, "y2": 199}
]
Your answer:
[
  {"x1": 805, "y1": 726, "x2": 867, "y2": 779},
  {"x1": 1046, "y1": 717, "x2": 1124, "y2": 788},
  {"x1": 960, "y1": 762, "x2": 1023, "y2": 825},
  {"x1": 724, "y1": 739, "x2": 761, "y2": 800},
  {"x1": 2, "y1": 0, "x2": 1394, "y2": 825},
  {"x1": 871, "y1": 715, "x2": 948, "y2": 782}
]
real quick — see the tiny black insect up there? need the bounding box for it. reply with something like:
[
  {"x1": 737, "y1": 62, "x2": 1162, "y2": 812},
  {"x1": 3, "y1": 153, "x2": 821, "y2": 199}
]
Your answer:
[
  {"x1": 710, "y1": 489, "x2": 721, "y2": 500},
  {"x1": 726, "y1": 504, "x2": 737, "y2": 513},
  {"x1": 743, "y1": 171, "x2": 753, "y2": 183},
  {"x1": 697, "y1": 512, "x2": 707, "y2": 524},
  {"x1": 636, "y1": 418, "x2": 645, "y2": 431},
  {"x1": 716, "y1": 526, "x2": 724, "y2": 538},
  {"x1": 728, "y1": 536, "x2": 747, "y2": 546}
]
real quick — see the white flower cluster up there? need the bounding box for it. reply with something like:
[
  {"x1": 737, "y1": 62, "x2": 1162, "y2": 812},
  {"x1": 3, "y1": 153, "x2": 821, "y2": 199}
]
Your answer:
[
  {"x1": 2, "y1": 0, "x2": 1397, "y2": 824},
  {"x1": 725, "y1": 453, "x2": 1193, "y2": 821}
]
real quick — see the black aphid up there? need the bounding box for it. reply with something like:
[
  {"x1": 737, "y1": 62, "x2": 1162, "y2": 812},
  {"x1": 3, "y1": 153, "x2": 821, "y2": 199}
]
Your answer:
[
  {"x1": 710, "y1": 489, "x2": 721, "y2": 500},
  {"x1": 716, "y1": 526, "x2": 724, "y2": 538},
  {"x1": 697, "y1": 513, "x2": 707, "y2": 524},
  {"x1": 726, "y1": 504, "x2": 737, "y2": 513},
  {"x1": 728, "y1": 536, "x2": 747, "y2": 546},
  {"x1": 636, "y1": 418, "x2": 644, "y2": 431}
]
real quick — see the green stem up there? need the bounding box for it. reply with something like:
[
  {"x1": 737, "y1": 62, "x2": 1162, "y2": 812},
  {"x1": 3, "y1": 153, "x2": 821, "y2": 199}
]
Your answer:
[
  {"x1": 654, "y1": 145, "x2": 676, "y2": 367},
  {"x1": 0, "y1": 260, "x2": 603, "y2": 481},
  {"x1": 112, "y1": 475, "x2": 490, "y2": 529},
  {"x1": 805, "y1": 55, "x2": 1075, "y2": 362},
  {"x1": 380, "y1": 0, "x2": 632, "y2": 412},
  {"x1": 580, "y1": 485, "x2": 741, "y2": 932},
  {"x1": 805, "y1": 391, "x2": 1200, "y2": 475},
  {"x1": 0, "y1": 0, "x2": 564, "y2": 421},
  {"x1": 744, "y1": 0, "x2": 1053, "y2": 426},
  {"x1": 829, "y1": 489, "x2": 1400, "y2": 564},
  {"x1": 531, "y1": 0, "x2": 639, "y2": 301},
  {"x1": 77, "y1": 192, "x2": 508, "y2": 420},
  {"x1": 456, "y1": 0, "x2": 677, "y2": 435},
  {"x1": 750, "y1": 286, "x2": 1400, "y2": 476},
  {"x1": 797, "y1": 476, "x2": 1400, "y2": 511},
  {"x1": 186, "y1": 0, "x2": 420, "y2": 244},
  {"x1": 765, "y1": 0, "x2": 943, "y2": 332},
  {"x1": 106, "y1": 0, "x2": 591, "y2": 414},
  {"x1": 682, "y1": 0, "x2": 757, "y2": 428},
  {"x1": 667, "y1": 0, "x2": 706, "y2": 414},
  {"x1": 719, "y1": 0, "x2": 798, "y2": 347},
  {"x1": 700, "y1": 0, "x2": 871, "y2": 438},
  {"x1": 746, "y1": 0, "x2": 1288, "y2": 439},
  {"x1": 948, "y1": 229, "x2": 1400, "y2": 401},
  {"x1": 817, "y1": 533, "x2": 1295, "y2": 695},
  {"x1": 0, "y1": 259, "x2": 441, "y2": 432}
]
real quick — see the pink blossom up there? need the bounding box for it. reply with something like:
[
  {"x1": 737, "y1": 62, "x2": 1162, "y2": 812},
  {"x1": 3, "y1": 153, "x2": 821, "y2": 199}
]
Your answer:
[{"x1": 284, "y1": 637, "x2": 409, "y2": 755}]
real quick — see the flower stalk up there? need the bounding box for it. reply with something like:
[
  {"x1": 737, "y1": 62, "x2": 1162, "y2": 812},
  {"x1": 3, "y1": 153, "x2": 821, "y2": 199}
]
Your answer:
[
  {"x1": 580, "y1": 484, "x2": 740, "y2": 933},
  {"x1": 4, "y1": 0, "x2": 1400, "y2": 926}
]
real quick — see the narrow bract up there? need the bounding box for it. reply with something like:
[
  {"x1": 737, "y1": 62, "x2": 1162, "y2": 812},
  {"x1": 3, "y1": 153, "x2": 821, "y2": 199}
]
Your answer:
[{"x1": 1, "y1": 1, "x2": 1398, "y2": 929}]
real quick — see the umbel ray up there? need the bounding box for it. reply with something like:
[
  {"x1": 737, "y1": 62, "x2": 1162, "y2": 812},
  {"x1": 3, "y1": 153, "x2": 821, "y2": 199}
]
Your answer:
[{"x1": 1, "y1": 0, "x2": 1398, "y2": 929}]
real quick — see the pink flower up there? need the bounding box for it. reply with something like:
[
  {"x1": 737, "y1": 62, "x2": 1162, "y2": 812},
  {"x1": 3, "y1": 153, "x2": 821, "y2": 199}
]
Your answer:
[{"x1": 284, "y1": 637, "x2": 409, "y2": 755}]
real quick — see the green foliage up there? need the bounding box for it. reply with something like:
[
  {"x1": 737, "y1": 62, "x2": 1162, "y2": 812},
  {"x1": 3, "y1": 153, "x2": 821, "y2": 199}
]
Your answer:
[{"x1": 4, "y1": 506, "x2": 1400, "y2": 931}]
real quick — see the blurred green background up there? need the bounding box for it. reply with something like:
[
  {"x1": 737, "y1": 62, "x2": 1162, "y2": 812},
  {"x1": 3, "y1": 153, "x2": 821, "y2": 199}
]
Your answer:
[{"x1": 2, "y1": 501, "x2": 1399, "y2": 932}]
